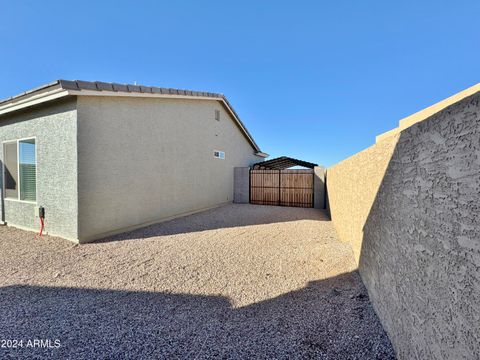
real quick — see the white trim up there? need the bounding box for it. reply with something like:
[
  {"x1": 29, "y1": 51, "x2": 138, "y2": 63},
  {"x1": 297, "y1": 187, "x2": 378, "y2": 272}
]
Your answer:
[
  {"x1": 0, "y1": 88, "x2": 69, "y2": 116},
  {"x1": 2, "y1": 137, "x2": 37, "y2": 204},
  {"x1": 255, "y1": 151, "x2": 269, "y2": 158},
  {"x1": 219, "y1": 98, "x2": 259, "y2": 152}
]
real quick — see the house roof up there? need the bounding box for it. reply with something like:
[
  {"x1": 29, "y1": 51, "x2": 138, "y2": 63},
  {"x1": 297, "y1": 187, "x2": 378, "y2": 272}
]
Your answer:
[
  {"x1": 0, "y1": 80, "x2": 266, "y2": 155},
  {"x1": 252, "y1": 156, "x2": 318, "y2": 170}
]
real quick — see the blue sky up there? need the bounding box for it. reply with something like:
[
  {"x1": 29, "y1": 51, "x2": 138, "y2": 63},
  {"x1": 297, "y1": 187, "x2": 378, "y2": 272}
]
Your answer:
[{"x1": 1, "y1": 1, "x2": 479, "y2": 166}]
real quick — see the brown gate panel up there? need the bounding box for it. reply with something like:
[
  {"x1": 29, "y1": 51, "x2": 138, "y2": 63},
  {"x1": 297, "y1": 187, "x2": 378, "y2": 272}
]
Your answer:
[
  {"x1": 250, "y1": 170, "x2": 280, "y2": 205},
  {"x1": 280, "y1": 170, "x2": 313, "y2": 207},
  {"x1": 250, "y1": 169, "x2": 313, "y2": 208}
]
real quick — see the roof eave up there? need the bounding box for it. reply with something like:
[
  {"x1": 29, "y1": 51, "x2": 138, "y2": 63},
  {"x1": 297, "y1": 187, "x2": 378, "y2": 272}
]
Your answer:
[
  {"x1": 255, "y1": 152, "x2": 269, "y2": 158},
  {"x1": 0, "y1": 80, "x2": 262, "y2": 153},
  {"x1": 0, "y1": 85, "x2": 70, "y2": 116}
]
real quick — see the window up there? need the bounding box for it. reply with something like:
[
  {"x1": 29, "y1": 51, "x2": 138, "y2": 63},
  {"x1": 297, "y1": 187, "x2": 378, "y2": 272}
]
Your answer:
[
  {"x1": 3, "y1": 142, "x2": 18, "y2": 199},
  {"x1": 214, "y1": 150, "x2": 225, "y2": 159},
  {"x1": 3, "y1": 138, "x2": 36, "y2": 202},
  {"x1": 215, "y1": 109, "x2": 220, "y2": 121}
]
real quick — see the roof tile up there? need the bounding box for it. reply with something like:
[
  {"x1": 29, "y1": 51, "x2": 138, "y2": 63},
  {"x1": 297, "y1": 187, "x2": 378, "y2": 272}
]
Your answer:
[
  {"x1": 76, "y1": 80, "x2": 98, "y2": 91},
  {"x1": 96, "y1": 82, "x2": 114, "y2": 91},
  {"x1": 112, "y1": 83, "x2": 129, "y2": 92},
  {"x1": 139, "y1": 86, "x2": 152, "y2": 93},
  {"x1": 127, "y1": 85, "x2": 141, "y2": 92},
  {"x1": 58, "y1": 80, "x2": 79, "y2": 90}
]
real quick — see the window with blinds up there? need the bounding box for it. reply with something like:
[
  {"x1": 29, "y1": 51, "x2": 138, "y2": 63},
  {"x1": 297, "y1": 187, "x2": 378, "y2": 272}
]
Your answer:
[
  {"x1": 2, "y1": 138, "x2": 36, "y2": 202},
  {"x1": 19, "y1": 139, "x2": 36, "y2": 201}
]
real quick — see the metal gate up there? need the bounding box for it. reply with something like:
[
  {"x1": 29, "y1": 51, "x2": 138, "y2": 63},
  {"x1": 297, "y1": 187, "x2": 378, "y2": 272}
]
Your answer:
[{"x1": 250, "y1": 169, "x2": 314, "y2": 208}]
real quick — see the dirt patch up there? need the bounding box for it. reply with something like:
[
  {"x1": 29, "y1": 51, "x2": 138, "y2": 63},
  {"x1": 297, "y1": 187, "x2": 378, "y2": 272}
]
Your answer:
[{"x1": 0, "y1": 204, "x2": 395, "y2": 359}]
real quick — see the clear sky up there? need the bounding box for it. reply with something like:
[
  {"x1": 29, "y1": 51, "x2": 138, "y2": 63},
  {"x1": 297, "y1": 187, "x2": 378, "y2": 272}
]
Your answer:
[{"x1": 1, "y1": 1, "x2": 479, "y2": 166}]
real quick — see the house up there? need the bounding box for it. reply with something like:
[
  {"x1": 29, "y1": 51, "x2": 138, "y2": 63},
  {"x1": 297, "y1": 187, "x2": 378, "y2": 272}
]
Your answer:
[{"x1": 0, "y1": 80, "x2": 267, "y2": 243}]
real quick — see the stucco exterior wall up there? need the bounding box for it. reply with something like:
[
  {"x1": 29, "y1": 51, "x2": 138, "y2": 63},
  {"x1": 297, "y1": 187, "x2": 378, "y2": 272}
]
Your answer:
[
  {"x1": 327, "y1": 94, "x2": 480, "y2": 359},
  {"x1": 0, "y1": 98, "x2": 78, "y2": 240},
  {"x1": 326, "y1": 136, "x2": 398, "y2": 262},
  {"x1": 76, "y1": 96, "x2": 262, "y2": 242}
]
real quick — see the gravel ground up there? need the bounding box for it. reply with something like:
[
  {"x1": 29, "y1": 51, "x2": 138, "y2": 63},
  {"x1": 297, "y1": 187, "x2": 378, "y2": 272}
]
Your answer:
[{"x1": 0, "y1": 204, "x2": 395, "y2": 359}]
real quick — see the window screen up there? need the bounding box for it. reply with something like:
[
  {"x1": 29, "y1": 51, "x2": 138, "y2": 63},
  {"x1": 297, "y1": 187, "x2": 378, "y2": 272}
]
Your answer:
[
  {"x1": 19, "y1": 139, "x2": 36, "y2": 201},
  {"x1": 3, "y1": 142, "x2": 18, "y2": 199}
]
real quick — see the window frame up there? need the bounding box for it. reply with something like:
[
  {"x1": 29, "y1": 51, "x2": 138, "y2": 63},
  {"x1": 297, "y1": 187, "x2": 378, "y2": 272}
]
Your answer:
[
  {"x1": 2, "y1": 136, "x2": 37, "y2": 204},
  {"x1": 213, "y1": 150, "x2": 225, "y2": 160}
]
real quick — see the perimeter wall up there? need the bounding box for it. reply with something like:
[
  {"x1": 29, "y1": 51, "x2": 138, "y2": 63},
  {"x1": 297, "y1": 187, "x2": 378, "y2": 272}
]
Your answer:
[{"x1": 326, "y1": 92, "x2": 480, "y2": 359}]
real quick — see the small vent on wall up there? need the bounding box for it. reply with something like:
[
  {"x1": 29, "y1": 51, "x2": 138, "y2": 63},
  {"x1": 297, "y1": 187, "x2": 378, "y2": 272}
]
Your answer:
[
  {"x1": 215, "y1": 109, "x2": 220, "y2": 121},
  {"x1": 214, "y1": 150, "x2": 225, "y2": 159}
]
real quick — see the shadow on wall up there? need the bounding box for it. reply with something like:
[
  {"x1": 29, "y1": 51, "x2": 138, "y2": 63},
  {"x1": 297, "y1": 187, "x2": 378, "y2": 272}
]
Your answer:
[
  {"x1": 96, "y1": 204, "x2": 330, "y2": 243},
  {"x1": 0, "y1": 271, "x2": 395, "y2": 359},
  {"x1": 328, "y1": 93, "x2": 480, "y2": 359}
]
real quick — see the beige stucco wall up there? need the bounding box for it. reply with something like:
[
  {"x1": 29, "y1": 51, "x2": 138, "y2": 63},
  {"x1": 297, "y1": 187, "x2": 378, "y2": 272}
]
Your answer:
[
  {"x1": 76, "y1": 96, "x2": 262, "y2": 242},
  {"x1": 327, "y1": 93, "x2": 480, "y2": 359},
  {"x1": 326, "y1": 136, "x2": 398, "y2": 263}
]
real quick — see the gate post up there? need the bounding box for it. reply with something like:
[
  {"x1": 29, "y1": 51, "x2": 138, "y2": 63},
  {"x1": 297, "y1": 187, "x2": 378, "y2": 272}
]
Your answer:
[
  {"x1": 234, "y1": 167, "x2": 250, "y2": 204},
  {"x1": 313, "y1": 166, "x2": 326, "y2": 209}
]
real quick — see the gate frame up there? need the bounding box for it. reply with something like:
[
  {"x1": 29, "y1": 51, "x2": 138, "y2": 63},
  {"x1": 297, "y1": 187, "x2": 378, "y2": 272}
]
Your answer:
[{"x1": 249, "y1": 168, "x2": 315, "y2": 208}]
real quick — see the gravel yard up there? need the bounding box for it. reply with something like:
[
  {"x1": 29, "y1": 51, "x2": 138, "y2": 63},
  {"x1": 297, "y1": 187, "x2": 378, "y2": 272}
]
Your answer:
[{"x1": 0, "y1": 204, "x2": 395, "y2": 359}]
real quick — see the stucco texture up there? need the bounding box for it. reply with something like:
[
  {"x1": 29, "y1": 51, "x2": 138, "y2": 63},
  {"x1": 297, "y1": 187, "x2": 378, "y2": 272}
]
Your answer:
[
  {"x1": 0, "y1": 99, "x2": 78, "y2": 240},
  {"x1": 76, "y1": 96, "x2": 262, "y2": 242},
  {"x1": 327, "y1": 93, "x2": 480, "y2": 359},
  {"x1": 326, "y1": 136, "x2": 398, "y2": 263}
]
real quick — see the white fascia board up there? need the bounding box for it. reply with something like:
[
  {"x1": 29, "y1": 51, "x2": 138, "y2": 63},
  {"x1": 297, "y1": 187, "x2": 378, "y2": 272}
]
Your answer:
[
  {"x1": 218, "y1": 99, "x2": 260, "y2": 152},
  {"x1": 255, "y1": 152, "x2": 269, "y2": 158},
  {"x1": 0, "y1": 88, "x2": 69, "y2": 116}
]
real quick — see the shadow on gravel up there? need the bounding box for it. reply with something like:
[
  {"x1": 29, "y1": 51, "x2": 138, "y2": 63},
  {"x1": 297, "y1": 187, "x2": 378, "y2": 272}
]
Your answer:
[
  {"x1": 0, "y1": 271, "x2": 395, "y2": 359},
  {"x1": 97, "y1": 204, "x2": 330, "y2": 243}
]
